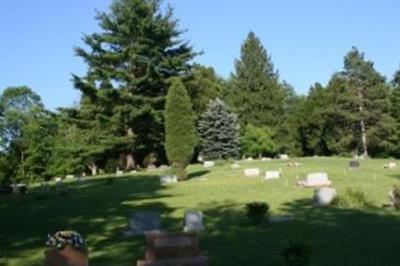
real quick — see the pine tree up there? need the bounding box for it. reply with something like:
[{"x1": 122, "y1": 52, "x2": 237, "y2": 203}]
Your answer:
[
  {"x1": 198, "y1": 98, "x2": 240, "y2": 160},
  {"x1": 185, "y1": 64, "x2": 224, "y2": 114},
  {"x1": 229, "y1": 31, "x2": 285, "y2": 128},
  {"x1": 338, "y1": 47, "x2": 394, "y2": 157},
  {"x1": 73, "y1": 0, "x2": 196, "y2": 170},
  {"x1": 165, "y1": 78, "x2": 197, "y2": 180}
]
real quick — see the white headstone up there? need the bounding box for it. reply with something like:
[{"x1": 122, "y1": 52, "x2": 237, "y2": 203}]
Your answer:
[
  {"x1": 203, "y1": 161, "x2": 215, "y2": 168},
  {"x1": 65, "y1": 174, "x2": 74, "y2": 179},
  {"x1": 231, "y1": 163, "x2": 240, "y2": 169},
  {"x1": 55, "y1": 177, "x2": 62, "y2": 182},
  {"x1": 160, "y1": 175, "x2": 178, "y2": 185},
  {"x1": 261, "y1": 157, "x2": 272, "y2": 161},
  {"x1": 385, "y1": 162, "x2": 396, "y2": 169},
  {"x1": 314, "y1": 187, "x2": 337, "y2": 206},
  {"x1": 279, "y1": 154, "x2": 289, "y2": 160},
  {"x1": 183, "y1": 211, "x2": 204, "y2": 232},
  {"x1": 116, "y1": 168, "x2": 123, "y2": 176},
  {"x1": 265, "y1": 171, "x2": 280, "y2": 180},
  {"x1": 302, "y1": 172, "x2": 331, "y2": 187},
  {"x1": 244, "y1": 168, "x2": 260, "y2": 177},
  {"x1": 246, "y1": 157, "x2": 254, "y2": 161}
]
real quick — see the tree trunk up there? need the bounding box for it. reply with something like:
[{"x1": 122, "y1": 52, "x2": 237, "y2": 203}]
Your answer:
[
  {"x1": 125, "y1": 153, "x2": 135, "y2": 170},
  {"x1": 125, "y1": 128, "x2": 136, "y2": 170},
  {"x1": 358, "y1": 89, "x2": 368, "y2": 158},
  {"x1": 88, "y1": 162, "x2": 98, "y2": 176}
]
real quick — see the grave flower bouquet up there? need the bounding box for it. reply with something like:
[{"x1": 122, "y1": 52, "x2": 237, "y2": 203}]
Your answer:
[{"x1": 46, "y1": 230, "x2": 86, "y2": 250}]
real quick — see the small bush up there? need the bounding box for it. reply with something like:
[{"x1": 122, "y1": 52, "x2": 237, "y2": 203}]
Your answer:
[
  {"x1": 281, "y1": 241, "x2": 312, "y2": 266},
  {"x1": 245, "y1": 202, "x2": 270, "y2": 224},
  {"x1": 333, "y1": 188, "x2": 370, "y2": 208}
]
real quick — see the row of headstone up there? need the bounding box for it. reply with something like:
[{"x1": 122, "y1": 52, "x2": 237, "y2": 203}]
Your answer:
[
  {"x1": 243, "y1": 168, "x2": 282, "y2": 180},
  {"x1": 124, "y1": 210, "x2": 204, "y2": 237}
]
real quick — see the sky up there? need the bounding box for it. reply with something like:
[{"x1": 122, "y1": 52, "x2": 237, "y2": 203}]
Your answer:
[{"x1": 1, "y1": 0, "x2": 400, "y2": 110}]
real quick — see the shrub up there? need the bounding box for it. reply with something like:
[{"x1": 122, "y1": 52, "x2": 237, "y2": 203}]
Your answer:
[
  {"x1": 281, "y1": 241, "x2": 312, "y2": 266},
  {"x1": 245, "y1": 202, "x2": 270, "y2": 224},
  {"x1": 165, "y1": 78, "x2": 197, "y2": 180},
  {"x1": 333, "y1": 188, "x2": 371, "y2": 208},
  {"x1": 241, "y1": 124, "x2": 276, "y2": 158}
]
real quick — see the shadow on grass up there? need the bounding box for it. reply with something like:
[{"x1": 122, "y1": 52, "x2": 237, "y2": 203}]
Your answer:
[
  {"x1": 199, "y1": 199, "x2": 400, "y2": 266},
  {"x1": 2, "y1": 176, "x2": 400, "y2": 266},
  {"x1": 187, "y1": 170, "x2": 210, "y2": 180},
  {"x1": 0, "y1": 174, "x2": 181, "y2": 266}
]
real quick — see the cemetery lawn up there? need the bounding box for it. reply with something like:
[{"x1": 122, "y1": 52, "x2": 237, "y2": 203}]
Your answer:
[{"x1": 1, "y1": 157, "x2": 400, "y2": 266}]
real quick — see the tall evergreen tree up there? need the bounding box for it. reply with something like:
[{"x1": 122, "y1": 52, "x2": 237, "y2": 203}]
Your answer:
[
  {"x1": 185, "y1": 64, "x2": 224, "y2": 114},
  {"x1": 229, "y1": 31, "x2": 284, "y2": 128},
  {"x1": 165, "y1": 78, "x2": 197, "y2": 180},
  {"x1": 198, "y1": 98, "x2": 240, "y2": 160},
  {"x1": 338, "y1": 47, "x2": 394, "y2": 157},
  {"x1": 73, "y1": 0, "x2": 196, "y2": 170}
]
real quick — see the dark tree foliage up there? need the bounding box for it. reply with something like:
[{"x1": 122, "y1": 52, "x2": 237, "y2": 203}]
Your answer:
[
  {"x1": 185, "y1": 64, "x2": 224, "y2": 114},
  {"x1": 229, "y1": 31, "x2": 285, "y2": 128},
  {"x1": 73, "y1": 0, "x2": 196, "y2": 171},
  {"x1": 165, "y1": 78, "x2": 197, "y2": 180},
  {"x1": 198, "y1": 98, "x2": 240, "y2": 160}
]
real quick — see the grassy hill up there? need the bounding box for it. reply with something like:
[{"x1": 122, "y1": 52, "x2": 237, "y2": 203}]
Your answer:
[{"x1": 1, "y1": 157, "x2": 400, "y2": 265}]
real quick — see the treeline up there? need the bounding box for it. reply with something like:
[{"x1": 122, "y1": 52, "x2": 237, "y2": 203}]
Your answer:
[{"x1": 1, "y1": 0, "x2": 400, "y2": 184}]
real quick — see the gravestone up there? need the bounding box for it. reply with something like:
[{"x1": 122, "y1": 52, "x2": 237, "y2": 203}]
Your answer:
[
  {"x1": 54, "y1": 177, "x2": 62, "y2": 182},
  {"x1": 65, "y1": 174, "x2": 75, "y2": 179},
  {"x1": 349, "y1": 160, "x2": 360, "y2": 169},
  {"x1": 203, "y1": 161, "x2": 214, "y2": 168},
  {"x1": 231, "y1": 163, "x2": 240, "y2": 169},
  {"x1": 246, "y1": 157, "x2": 254, "y2": 161},
  {"x1": 261, "y1": 157, "x2": 272, "y2": 161},
  {"x1": 159, "y1": 165, "x2": 169, "y2": 170},
  {"x1": 124, "y1": 212, "x2": 162, "y2": 236},
  {"x1": 244, "y1": 168, "x2": 260, "y2": 177},
  {"x1": 313, "y1": 187, "x2": 337, "y2": 206},
  {"x1": 265, "y1": 171, "x2": 280, "y2": 180},
  {"x1": 137, "y1": 232, "x2": 209, "y2": 266},
  {"x1": 160, "y1": 176, "x2": 178, "y2": 186},
  {"x1": 183, "y1": 211, "x2": 204, "y2": 232},
  {"x1": 299, "y1": 172, "x2": 331, "y2": 188},
  {"x1": 116, "y1": 168, "x2": 123, "y2": 176},
  {"x1": 384, "y1": 162, "x2": 396, "y2": 169},
  {"x1": 279, "y1": 154, "x2": 289, "y2": 160}
]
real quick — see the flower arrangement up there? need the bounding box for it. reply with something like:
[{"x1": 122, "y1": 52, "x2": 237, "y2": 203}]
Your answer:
[{"x1": 46, "y1": 231, "x2": 86, "y2": 250}]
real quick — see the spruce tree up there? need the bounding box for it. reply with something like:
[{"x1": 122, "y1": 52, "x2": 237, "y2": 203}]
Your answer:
[
  {"x1": 165, "y1": 78, "x2": 197, "y2": 180},
  {"x1": 198, "y1": 98, "x2": 240, "y2": 160},
  {"x1": 73, "y1": 0, "x2": 195, "y2": 170},
  {"x1": 229, "y1": 31, "x2": 285, "y2": 128}
]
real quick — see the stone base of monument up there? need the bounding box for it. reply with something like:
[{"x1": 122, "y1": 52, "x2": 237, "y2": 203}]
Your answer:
[
  {"x1": 137, "y1": 255, "x2": 209, "y2": 266},
  {"x1": 44, "y1": 246, "x2": 88, "y2": 266},
  {"x1": 137, "y1": 232, "x2": 209, "y2": 266}
]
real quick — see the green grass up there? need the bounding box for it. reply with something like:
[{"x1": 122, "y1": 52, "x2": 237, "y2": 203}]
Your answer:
[{"x1": 1, "y1": 157, "x2": 400, "y2": 265}]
